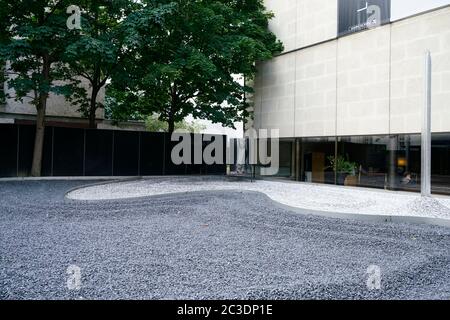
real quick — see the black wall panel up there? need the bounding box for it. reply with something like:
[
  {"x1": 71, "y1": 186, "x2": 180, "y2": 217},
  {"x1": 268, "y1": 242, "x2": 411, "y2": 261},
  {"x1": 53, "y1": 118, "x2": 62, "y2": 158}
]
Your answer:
[
  {"x1": 52, "y1": 127, "x2": 84, "y2": 176},
  {"x1": 165, "y1": 134, "x2": 189, "y2": 175},
  {"x1": 17, "y1": 125, "x2": 52, "y2": 177},
  {"x1": 0, "y1": 124, "x2": 227, "y2": 177},
  {"x1": 113, "y1": 131, "x2": 139, "y2": 176},
  {"x1": 203, "y1": 135, "x2": 227, "y2": 175},
  {"x1": 140, "y1": 132, "x2": 165, "y2": 175},
  {"x1": 85, "y1": 129, "x2": 113, "y2": 176},
  {"x1": 0, "y1": 125, "x2": 18, "y2": 177}
]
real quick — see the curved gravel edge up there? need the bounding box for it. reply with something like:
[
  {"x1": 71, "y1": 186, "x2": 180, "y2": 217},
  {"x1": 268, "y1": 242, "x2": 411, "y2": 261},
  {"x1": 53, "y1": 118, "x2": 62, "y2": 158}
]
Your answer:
[{"x1": 64, "y1": 179, "x2": 450, "y2": 228}]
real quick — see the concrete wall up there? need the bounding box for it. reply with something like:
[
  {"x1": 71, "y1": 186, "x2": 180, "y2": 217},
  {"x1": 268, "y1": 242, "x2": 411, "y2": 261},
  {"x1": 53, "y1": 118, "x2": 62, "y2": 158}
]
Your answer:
[
  {"x1": 253, "y1": 5, "x2": 450, "y2": 138},
  {"x1": 296, "y1": 0, "x2": 338, "y2": 49},
  {"x1": 0, "y1": 69, "x2": 105, "y2": 120},
  {"x1": 390, "y1": 7, "x2": 450, "y2": 134},
  {"x1": 295, "y1": 41, "x2": 337, "y2": 137},
  {"x1": 337, "y1": 26, "x2": 391, "y2": 136},
  {"x1": 265, "y1": 0, "x2": 338, "y2": 53},
  {"x1": 255, "y1": 54, "x2": 296, "y2": 137}
]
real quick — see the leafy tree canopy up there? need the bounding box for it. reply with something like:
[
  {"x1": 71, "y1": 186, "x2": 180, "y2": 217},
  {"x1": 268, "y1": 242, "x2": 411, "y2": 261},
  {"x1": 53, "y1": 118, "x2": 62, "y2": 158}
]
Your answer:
[
  {"x1": 145, "y1": 113, "x2": 207, "y2": 133},
  {"x1": 62, "y1": 0, "x2": 141, "y2": 127},
  {"x1": 109, "y1": 0, "x2": 283, "y2": 133},
  {"x1": 0, "y1": 0, "x2": 79, "y2": 106},
  {"x1": 0, "y1": 0, "x2": 82, "y2": 176}
]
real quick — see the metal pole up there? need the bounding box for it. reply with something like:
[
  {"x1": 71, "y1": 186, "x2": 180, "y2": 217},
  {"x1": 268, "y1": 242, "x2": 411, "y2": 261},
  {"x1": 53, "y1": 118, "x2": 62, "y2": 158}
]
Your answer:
[{"x1": 421, "y1": 51, "x2": 432, "y2": 197}]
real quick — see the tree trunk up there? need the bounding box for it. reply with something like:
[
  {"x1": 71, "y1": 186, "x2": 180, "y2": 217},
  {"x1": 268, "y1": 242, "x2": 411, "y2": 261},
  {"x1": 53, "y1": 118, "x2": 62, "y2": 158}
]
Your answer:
[
  {"x1": 31, "y1": 55, "x2": 50, "y2": 177},
  {"x1": 168, "y1": 86, "x2": 177, "y2": 135},
  {"x1": 30, "y1": 99, "x2": 47, "y2": 177},
  {"x1": 168, "y1": 116, "x2": 175, "y2": 135},
  {"x1": 88, "y1": 87, "x2": 99, "y2": 129}
]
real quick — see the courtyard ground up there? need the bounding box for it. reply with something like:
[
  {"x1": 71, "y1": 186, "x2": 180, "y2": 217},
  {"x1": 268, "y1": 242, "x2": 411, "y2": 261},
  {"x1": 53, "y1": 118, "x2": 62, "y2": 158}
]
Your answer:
[{"x1": 0, "y1": 178, "x2": 449, "y2": 299}]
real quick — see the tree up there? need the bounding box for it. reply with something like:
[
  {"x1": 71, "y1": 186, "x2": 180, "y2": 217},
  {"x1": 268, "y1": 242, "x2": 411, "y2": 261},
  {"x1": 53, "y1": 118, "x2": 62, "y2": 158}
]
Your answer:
[
  {"x1": 145, "y1": 113, "x2": 206, "y2": 133},
  {"x1": 109, "y1": 0, "x2": 283, "y2": 134},
  {"x1": 63, "y1": 0, "x2": 139, "y2": 128},
  {"x1": 0, "y1": 1, "x2": 78, "y2": 176},
  {"x1": 0, "y1": 1, "x2": 12, "y2": 104}
]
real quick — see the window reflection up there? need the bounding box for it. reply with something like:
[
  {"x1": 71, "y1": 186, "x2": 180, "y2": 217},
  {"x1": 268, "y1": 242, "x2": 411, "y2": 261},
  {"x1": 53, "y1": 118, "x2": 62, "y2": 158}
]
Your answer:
[
  {"x1": 262, "y1": 133, "x2": 450, "y2": 196},
  {"x1": 388, "y1": 135, "x2": 421, "y2": 192},
  {"x1": 337, "y1": 136, "x2": 390, "y2": 189},
  {"x1": 432, "y1": 134, "x2": 450, "y2": 195},
  {"x1": 300, "y1": 137, "x2": 335, "y2": 185}
]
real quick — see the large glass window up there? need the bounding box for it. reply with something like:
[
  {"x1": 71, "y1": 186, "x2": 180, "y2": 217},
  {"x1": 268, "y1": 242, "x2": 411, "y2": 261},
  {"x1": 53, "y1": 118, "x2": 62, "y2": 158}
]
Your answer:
[
  {"x1": 337, "y1": 136, "x2": 390, "y2": 189},
  {"x1": 300, "y1": 137, "x2": 336, "y2": 185},
  {"x1": 255, "y1": 133, "x2": 450, "y2": 196},
  {"x1": 277, "y1": 140, "x2": 294, "y2": 178},
  {"x1": 432, "y1": 134, "x2": 450, "y2": 195},
  {"x1": 387, "y1": 135, "x2": 421, "y2": 192}
]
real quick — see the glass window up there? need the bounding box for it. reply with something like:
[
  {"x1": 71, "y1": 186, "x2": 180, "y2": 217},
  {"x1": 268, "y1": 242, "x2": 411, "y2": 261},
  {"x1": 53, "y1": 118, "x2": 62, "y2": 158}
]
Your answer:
[
  {"x1": 337, "y1": 136, "x2": 390, "y2": 189},
  {"x1": 388, "y1": 134, "x2": 421, "y2": 192},
  {"x1": 432, "y1": 134, "x2": 450, "y2": 195},
  {"x1": 252, "y1": 132, "x2": 450, "y2": 196},
  {"x1": 300, "y1": 137, "x2": 336, "y2": 185},
  {"x1": 277, "y1": 140, "x2": 293, "y2": 178}
]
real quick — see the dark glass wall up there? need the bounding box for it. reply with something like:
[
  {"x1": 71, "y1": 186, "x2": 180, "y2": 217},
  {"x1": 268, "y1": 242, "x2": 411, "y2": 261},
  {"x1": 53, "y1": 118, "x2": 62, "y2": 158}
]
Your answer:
[
  {"x1": 85, "y1": 129, "x2": 113, "y2": 176},
  {"x1": 0, "y1": 124, "x2": 226, "y2": 178},
  {"x1": 300, "y1": 137, "x2": 336, "y2": 185},
  {"x1": 17, "y1": 125, "x2": 52, "y2": 177},
  {"x1": 0, "y1": 125, "x2": 17, "y2": 177},
  {"x1": 337, "y1": 136, "x2": 390, "y2": 188},
  {"x1": 113, "y1": 131, "x2": 139, "y2": 176},
  {"x1": 140, "y1": 132, "x2": 165, "y2": 175},
  {"x1": 388, "y1": 135, "x2": 421, "y2": 192},
  {"x1": 53, "y1": 127, "x2": 84, "y2": 176},
  {"x1": 432, "y1": 134, "x2": 450, "y2": 195},
  {"x1": 276, "y1": 133, "x2": 450, "y2": 195},
  {"x1": 278, "y1": 140, "x2": 293, "y2": 177}
]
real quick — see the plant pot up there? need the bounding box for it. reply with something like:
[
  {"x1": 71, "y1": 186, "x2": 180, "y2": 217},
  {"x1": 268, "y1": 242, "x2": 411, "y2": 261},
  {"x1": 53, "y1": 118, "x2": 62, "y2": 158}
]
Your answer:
[{"x1": 337, "y1": 172, "x2": 348, "y2": 185}]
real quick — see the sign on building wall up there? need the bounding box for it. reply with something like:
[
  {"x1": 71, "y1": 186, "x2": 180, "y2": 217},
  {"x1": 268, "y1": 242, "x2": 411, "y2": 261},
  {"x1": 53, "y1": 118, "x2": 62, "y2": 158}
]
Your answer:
[{"x1": 338, "y1": 0, "x2": 391, "y2": 36}]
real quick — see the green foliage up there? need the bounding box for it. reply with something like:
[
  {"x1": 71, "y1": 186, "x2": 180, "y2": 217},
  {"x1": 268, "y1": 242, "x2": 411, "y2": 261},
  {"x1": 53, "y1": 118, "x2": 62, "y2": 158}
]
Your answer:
[
  {"x1": 0, "y1": 61, "x2": 5, "y2": 104},
  {"x1": 145, "y1": 114, "x2": 206, "y2": 133},
  {"x1": 327, "y1": 155, "x2": 358, "y2": 175},
  {"x1": 109, "y1": 0, "x2": 283, "y2": 131},
  {"x1": 62, "y1": 0, "x2": 140, "y2": 123},
  {"x1": 0, "y1": 0, "x2": 78, "y2": 107}
]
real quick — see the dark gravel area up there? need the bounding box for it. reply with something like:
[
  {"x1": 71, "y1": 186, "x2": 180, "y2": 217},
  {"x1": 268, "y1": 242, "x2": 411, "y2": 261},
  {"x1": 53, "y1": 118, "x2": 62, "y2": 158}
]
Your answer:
[{"x1": 0, "y1": 179, "x2": 449, "y2": 300}]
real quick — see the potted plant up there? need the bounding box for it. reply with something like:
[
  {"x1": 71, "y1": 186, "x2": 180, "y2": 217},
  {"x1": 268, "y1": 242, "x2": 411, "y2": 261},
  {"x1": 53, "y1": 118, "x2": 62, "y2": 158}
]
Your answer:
[{"x1": 327, "y1": 155, "x2": 358, "y2": 185}]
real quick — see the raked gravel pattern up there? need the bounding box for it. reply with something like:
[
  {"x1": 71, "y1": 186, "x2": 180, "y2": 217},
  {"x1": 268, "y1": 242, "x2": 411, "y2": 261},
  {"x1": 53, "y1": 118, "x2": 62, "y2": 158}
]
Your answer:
[
  {"x1": 67, "y1": 176, "x2": 450, "y2": 219},
  {"x1": 0, "y1": 179, "x2": 449, "y2": 300}
]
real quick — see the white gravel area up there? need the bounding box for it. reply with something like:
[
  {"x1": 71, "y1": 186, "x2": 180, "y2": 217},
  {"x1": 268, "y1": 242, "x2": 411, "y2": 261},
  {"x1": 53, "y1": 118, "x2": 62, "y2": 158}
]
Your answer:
[{"x1": 66, "y1": 177, "x2": 450, "y2": 219}]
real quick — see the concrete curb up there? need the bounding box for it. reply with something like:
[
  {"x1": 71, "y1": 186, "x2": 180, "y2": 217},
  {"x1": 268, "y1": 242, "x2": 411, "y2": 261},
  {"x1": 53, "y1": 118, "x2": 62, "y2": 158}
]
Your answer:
[
  {"x1": 63, "y1": 177, "x2": 145, "y2": 197},
  {"x1": 267, "y1": 195, "x2": 450, "y2": 228},
  {"x1": 63, "y1": 179, "x2": 450, "y2": 228}
]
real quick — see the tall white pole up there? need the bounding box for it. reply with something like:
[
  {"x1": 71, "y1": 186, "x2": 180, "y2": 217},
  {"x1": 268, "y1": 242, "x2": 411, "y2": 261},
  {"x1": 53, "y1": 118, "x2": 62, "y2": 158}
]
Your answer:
[{"x1": 421, "y1": 51, "x2": 432, "y2": 197}]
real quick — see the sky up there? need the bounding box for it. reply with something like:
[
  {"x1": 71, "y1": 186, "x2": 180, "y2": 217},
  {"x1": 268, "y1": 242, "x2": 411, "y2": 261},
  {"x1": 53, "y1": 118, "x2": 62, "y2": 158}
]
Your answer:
[{"x1": 391, "y1": 0, "x2": 450, "y2": 20}]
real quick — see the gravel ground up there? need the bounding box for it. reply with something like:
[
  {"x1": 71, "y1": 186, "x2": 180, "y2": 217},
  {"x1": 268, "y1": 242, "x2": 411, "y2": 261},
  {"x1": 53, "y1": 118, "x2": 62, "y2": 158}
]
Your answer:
[
  {"x1": 1, "y1": 179, "x2": 449, "y2": 300},
  {"x1": 67, "y1": 176, "x2": 450, "y2": 219}
]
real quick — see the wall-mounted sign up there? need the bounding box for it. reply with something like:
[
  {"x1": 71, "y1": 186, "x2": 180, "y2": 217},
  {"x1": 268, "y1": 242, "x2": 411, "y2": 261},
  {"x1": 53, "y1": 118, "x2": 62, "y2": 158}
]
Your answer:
[{"x1": 338, "y1": 0, "x2": 391, "y2": 36}]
